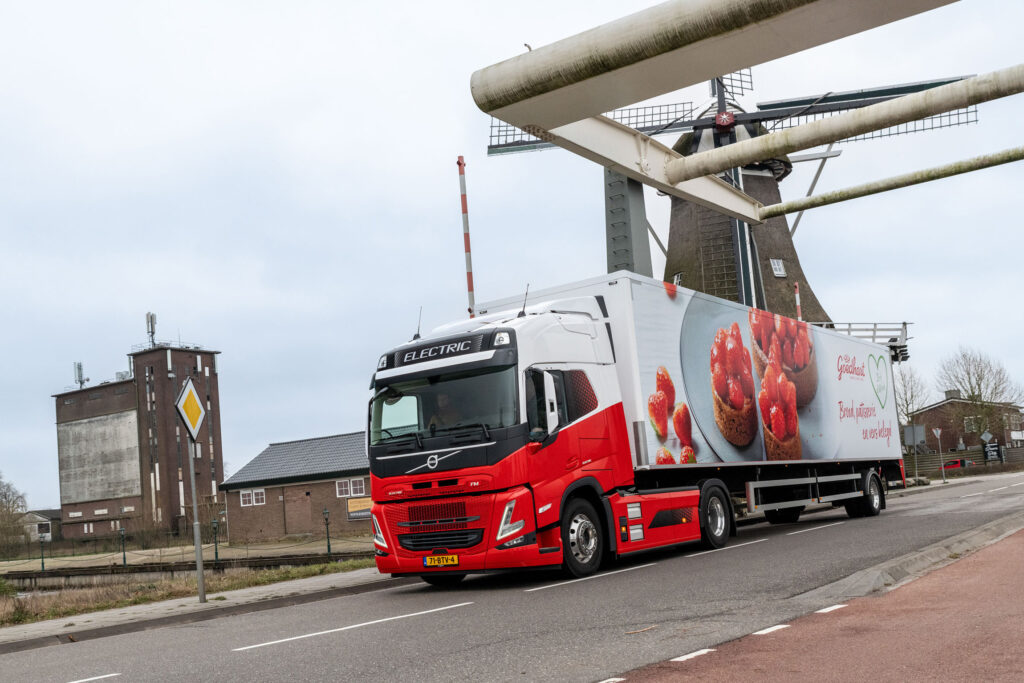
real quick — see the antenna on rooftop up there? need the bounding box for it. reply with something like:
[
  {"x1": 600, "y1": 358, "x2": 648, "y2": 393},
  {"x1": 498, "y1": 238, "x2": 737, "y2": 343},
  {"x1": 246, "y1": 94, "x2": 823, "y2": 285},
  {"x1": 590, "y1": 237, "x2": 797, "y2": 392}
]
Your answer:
[
  {"x1": 73, "y1": 362, "x2": 89, "y2": 389},
  {"x1": 518, "y1": 284, "x2": 530, "y2": 318},
  {"x1": 412, "y1": 307, "x2": 423, "y2": 341},
  {"x1": 146, "y1": 312, "x2": 157, "y2": 347}
]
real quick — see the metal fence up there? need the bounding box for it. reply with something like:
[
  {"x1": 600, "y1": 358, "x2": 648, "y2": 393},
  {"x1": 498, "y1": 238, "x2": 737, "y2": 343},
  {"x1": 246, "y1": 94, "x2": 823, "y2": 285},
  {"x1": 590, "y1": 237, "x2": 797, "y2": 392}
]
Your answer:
[{"x1": 903, "y1": 446, "x2": 1023, "y2": 479}]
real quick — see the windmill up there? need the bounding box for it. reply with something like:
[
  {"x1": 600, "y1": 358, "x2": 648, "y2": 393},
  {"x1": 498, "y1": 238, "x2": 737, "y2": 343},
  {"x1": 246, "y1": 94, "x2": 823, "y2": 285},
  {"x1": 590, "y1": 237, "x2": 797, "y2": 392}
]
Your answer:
[{"x1": 485, "y1": 68, "x2": 979, "y2": 322}]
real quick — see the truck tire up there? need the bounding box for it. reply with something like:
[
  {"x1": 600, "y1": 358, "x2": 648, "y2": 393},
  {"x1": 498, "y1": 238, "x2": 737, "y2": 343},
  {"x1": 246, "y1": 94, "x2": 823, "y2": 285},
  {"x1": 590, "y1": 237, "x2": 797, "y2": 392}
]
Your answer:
[
  {"x1": 764, "y1": 506, "x2": 803, "y2": 524},
  {"x1": 860, "y1": 473, "x2": 883, "y2": 517},
  {"x1": 420, "y1": 573, "x2": 466, "y2": 588},
  {"x1": 562, "y1": 498, "x2": 604, "y2": 578},
  {"x1": 699, "y1": 486, "x2": 731, "y2": 549}
]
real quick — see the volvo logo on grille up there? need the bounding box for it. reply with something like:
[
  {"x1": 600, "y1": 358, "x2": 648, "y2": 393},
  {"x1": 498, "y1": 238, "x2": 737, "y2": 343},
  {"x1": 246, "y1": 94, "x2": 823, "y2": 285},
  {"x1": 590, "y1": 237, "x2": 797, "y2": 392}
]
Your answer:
[
  {"x1": 406, "y1": 449, "x2": 462, "y2": 475},
  {"x1": 426, "y1": 454, "x2": 439, "y2": 469}
]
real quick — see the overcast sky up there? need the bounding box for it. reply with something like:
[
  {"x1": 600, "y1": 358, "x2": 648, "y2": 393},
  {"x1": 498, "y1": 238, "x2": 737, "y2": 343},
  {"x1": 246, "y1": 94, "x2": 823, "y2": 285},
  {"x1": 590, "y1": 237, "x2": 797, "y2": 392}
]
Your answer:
[{"x1": 2, "y1": 1, "x2": 1021, "y2": 508}]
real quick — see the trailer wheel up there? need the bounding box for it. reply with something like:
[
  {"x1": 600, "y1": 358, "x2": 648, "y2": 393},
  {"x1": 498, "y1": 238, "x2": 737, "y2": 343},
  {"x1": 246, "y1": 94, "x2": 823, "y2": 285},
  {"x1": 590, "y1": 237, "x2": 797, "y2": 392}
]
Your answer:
[
  {"x1": 699, "y1": 486, "x2": 731, "y2": 549},
  {"x1": 420, "y1": 573, "x2": 466, "y2": 588},
  {"x1": 764, "y1": 506, "x2": 803, "y2": 524},
  {"x1": 562, "y1": 498, "x2": 604, "y2": 578},
  {"x1": 861, "y1": 474, "x2": 883, "y2": 517}
]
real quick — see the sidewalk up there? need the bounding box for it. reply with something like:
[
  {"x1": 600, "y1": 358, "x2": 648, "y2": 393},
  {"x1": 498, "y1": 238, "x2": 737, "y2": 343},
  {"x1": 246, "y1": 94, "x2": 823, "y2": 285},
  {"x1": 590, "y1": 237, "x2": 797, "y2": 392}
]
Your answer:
[{"x1": 0, "y1": 564, "x2": 407, "y2": 653}]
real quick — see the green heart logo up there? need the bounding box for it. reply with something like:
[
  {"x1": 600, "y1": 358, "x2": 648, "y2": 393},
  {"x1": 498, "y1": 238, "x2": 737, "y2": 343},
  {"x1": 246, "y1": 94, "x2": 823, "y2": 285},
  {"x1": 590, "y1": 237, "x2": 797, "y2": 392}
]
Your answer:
[{"x1": 868, "y1": 354, "x2": 888, "y2": 408}]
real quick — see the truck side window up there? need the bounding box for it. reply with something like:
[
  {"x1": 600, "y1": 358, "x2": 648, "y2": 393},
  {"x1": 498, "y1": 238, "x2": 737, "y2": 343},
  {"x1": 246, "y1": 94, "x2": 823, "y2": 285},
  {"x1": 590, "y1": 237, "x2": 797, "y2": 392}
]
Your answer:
[
  {"x1": 549, "y1": 371, "x2": 568, "y2": 428},
  {"x1": 525, "y1": 370, "x2": 546, "y2": 432}
]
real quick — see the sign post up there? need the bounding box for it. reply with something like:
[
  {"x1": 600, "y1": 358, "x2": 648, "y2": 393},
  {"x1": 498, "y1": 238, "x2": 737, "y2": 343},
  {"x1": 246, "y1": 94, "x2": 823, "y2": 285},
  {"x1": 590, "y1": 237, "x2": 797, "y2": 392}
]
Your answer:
[
  {"x1": 175, "y1": 378, "x2": 207, "y2": 603},
  {"x1": 932, "y1": 427, "x2": 945, "y2": 483}
]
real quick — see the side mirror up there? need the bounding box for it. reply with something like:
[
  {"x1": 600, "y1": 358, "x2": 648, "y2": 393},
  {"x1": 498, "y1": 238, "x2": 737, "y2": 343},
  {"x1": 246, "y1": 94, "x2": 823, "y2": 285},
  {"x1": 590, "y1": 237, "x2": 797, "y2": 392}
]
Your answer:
[{"x1": 528, "y1": 427, "x2": 548, "y2": 443}]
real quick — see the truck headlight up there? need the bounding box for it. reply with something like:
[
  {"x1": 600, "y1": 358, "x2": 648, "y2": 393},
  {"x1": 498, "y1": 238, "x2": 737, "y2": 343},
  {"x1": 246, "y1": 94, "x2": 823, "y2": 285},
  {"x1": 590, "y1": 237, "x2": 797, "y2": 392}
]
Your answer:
[
  {"x1": 495, "y1": 500, "x2": 525, "y2": 541},
  {"x1": 372, "y1": 513, "x2": 388, "y2": 549}
]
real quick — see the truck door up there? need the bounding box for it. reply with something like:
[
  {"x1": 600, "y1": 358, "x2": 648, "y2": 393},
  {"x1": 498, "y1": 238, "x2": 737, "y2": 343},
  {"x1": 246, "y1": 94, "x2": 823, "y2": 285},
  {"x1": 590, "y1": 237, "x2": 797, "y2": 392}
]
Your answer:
[{"x1": 526, "y1": 368, "x2": 582, "y2": 529}]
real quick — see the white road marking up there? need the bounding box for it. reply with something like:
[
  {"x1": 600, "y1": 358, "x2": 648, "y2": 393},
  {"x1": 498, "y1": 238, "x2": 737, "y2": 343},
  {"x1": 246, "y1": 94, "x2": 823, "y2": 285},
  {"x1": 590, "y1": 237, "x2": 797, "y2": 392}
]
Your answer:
[
  {"x1": 671, "y1": 648, "x2": 716, "y2": 662},
  {"x1": 786, "y1": 521, "x2": 844, "y2": 536},
  {"x1": 753, "y1": 624, "x2": 790, "y2": 635},
  {"x1": 66, "y1": 675, "x2": 121, "y2": 683},
  {"x1": 232, "y1": 602, "x2": 473, "y2": 651},
  {"x1": 524, "y1": 563, "x2": 656, "y2": 592},
  {"x1": 815, "y1": 604, "x2": 847, "y2": 614},
  {"x1": 988, "y1": 487, "x2": 1008, "y2": 492},
  {"x1": 596, "y1": 678, "x2": 626, "y2": 683},
  {"x1": 685, "y1": 538, "x2": 767, "y2": 557},
  {"x1": 1012, "y1": 482, "x2": 1024, "y2": 487},
  {"x1": 960, "y1": 492, "x2": 985, "y2": 498}
]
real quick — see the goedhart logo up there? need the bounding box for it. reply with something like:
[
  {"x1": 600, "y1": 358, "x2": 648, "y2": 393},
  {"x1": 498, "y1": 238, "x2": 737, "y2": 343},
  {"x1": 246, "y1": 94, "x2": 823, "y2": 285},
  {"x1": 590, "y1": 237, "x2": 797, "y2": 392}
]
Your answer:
[{"x1": 836, "y1": 354, "x2": 866, "y2": 381}]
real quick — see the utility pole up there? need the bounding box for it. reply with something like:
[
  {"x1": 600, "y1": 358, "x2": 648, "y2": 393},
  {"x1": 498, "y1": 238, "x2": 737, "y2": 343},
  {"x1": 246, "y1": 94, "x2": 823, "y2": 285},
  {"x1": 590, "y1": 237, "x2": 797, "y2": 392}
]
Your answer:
[{"x1": 175, "y1": 378, "x2": 208, "y2": 603}]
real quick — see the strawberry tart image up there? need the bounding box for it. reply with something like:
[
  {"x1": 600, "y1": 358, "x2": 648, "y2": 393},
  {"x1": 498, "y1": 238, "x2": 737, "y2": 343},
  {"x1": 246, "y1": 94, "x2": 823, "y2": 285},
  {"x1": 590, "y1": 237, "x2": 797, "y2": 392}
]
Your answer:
[
  {"x1": 758, "y1": 350, "x2": 802, "y2": 461},
  {"x1": 710, "y1": 323, "x2": 757, "y2": 447},
  {"x1": 749, "y1": 308, "x2": 817, "y2": 407}
]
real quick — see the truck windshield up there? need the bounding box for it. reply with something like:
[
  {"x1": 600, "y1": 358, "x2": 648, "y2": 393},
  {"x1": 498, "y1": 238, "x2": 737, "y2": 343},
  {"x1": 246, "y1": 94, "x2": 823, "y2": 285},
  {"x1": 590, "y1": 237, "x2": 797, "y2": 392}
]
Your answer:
[{"x1": 369, "y1": 365, "x2": 518, "y2": 446}]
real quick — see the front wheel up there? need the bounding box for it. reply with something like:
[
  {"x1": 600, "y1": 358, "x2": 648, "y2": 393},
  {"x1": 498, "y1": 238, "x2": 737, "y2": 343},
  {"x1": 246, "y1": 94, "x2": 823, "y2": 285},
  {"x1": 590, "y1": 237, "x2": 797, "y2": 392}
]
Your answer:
[
  {"x1": 561, "y1": 499, "x2": 604, "y2": 578},
  {"x1": 700, "y1": 486, "x2": 731, "y2": 549}
]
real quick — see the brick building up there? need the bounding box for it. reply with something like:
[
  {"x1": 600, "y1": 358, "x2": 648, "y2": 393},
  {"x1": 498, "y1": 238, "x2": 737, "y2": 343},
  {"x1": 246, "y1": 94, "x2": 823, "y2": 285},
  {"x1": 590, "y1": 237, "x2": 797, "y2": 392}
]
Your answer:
[
  {"x1": 908, "y1": 390, "x2": 1023, "y2": 454},
  {"x1": 220, "y1": 432, "x2": 370, "y2": 543},
  {"x1": 54, "y1": 342, "x2": 224, "y2": 539}
]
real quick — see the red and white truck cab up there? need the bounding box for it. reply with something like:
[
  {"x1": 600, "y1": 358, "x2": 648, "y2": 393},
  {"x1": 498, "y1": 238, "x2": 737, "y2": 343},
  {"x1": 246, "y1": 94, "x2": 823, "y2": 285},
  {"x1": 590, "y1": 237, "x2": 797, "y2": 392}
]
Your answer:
[{"x1": 369, "y1": 273, "x2": 902, "y2": 586}]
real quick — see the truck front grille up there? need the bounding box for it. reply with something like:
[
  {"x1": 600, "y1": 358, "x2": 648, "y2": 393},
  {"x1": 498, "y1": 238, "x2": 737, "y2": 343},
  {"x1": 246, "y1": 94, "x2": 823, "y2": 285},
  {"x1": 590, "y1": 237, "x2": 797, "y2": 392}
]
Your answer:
[{"x1": 398, "y1": 529, "x2": 484, "y2": 551}]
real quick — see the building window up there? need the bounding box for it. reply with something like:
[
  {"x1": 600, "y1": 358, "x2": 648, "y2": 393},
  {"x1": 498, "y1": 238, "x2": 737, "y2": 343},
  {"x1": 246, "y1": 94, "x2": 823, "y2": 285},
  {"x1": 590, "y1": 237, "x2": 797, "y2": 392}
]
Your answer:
[
  {"x1": 84, "y1": 523, "x2": 93, "y2": 534},
  {"x1": 63, "y1": 398, "x2": 75, "y2": 405},
  {"x1": 964, "y1": 416, "x2": 981, "y2": 433},
  {"x1": 770, "y1": 259, "x2": 787, "y2": 277},
  {"x1": 94, "y1": 508, "x2": 108, "y2": 516},
  {"x1": 351, "y1": 478, "x2": 365, "y2": 497},
  {"x1": 336, "y1": 480, "x2": 350, "y2": 498},
  {"x1": 68, "y1": 511, "x2": 82, "y2": 518},
  {"x1": 252, "y1": 489, "x2": 265, "y2": 505},
  {"x1": 241, "y1": 490, "x2": 252, "y2": 507},
  {"x1": 672, "y1": 272, "x2": 685, "y2": 286}
]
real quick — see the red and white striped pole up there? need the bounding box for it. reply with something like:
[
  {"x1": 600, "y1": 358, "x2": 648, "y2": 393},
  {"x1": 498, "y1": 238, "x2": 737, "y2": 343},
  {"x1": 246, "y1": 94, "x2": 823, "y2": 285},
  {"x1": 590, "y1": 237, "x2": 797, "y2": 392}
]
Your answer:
[
  {"x1": 457, "y1": 156, "x2": 475, "y2": 318},
  {"x1": 794, "y1": 282, "x2": 803, "y2": 321}
]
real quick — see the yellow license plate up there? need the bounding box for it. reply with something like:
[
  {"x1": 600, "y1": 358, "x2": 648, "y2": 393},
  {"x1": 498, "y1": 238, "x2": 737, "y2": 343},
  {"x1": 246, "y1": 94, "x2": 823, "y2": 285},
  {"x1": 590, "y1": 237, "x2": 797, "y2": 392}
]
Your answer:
[{"x1": 423, "y1": 555, "x2": 459, "y2": 567}]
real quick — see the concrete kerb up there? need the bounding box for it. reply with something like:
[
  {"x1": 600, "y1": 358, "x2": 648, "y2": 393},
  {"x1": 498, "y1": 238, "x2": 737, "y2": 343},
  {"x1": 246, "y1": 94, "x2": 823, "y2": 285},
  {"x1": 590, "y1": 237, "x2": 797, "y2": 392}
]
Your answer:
[{"x1": 794, "y1": 509, "x2": 1024, "y2": 605}]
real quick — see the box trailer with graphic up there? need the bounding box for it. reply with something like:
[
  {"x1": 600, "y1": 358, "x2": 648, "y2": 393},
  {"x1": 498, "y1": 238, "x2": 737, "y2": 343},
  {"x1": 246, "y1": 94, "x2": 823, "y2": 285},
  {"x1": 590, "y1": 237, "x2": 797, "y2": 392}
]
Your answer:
[{"x1": 367, "y1": 272, "x2": 903, "y2": 586}]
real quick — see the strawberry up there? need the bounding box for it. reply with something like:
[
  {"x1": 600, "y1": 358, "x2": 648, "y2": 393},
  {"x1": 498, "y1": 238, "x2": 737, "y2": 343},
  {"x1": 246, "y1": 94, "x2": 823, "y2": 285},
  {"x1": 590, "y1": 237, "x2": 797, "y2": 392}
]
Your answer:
[
  {"x1": 648, "y1": 391, "x2": 668, "y2": 440},
  {"x1": 673, "y1": 402, "x2": 692, "y2": 446},
  {"x1": 680, "y1": 445, "x2": 696, "y2": 464},
  {"x1": 712, "y1": 363, "x2": 728, "y2": 399},
  {"x1": 664, "y1": 282, "x2": 678, "y2": 299},
  {"x1": 759, "y1": 390, "x2": 771, "y2": 425},
  {"x1": 714, "y1": 328, "x2": 728, "y2": 349},
  {"x1": 785, "y1": 316, "x2": 797, "y2": 339},
  {"x1": 656, "y1": 366, "x2": 675, "y2": 408},
  {"x1": 730, "y1": 321, "x2": 742, "y2": 343},
  {"x1": 763, "y1": 364, "x2": 779, "y2": 402},
  {"x1": 728, "y1": 377, "x2": 745, "y2": 411},
  {"x1": 655, "y1": 447, "x2": 675, "y2": 465},
  {"x1": 785, "y1": 403, "x2": 798, "y2": 438},
  {"x1": 769, "y1": 335, "x2": 782, "y2": 367},
  {"x1": 783, "y1": 338, "x2": 795, "y2": 368},
  {"x1": 740, "y1": 366, "x2": 754, "y2": 396},
  {"x1": 726, "y1": 336, "x2": 745, "y2": 375},
  {"x1": 770, "y1": 404, "x2": 786, "y2": 437}
]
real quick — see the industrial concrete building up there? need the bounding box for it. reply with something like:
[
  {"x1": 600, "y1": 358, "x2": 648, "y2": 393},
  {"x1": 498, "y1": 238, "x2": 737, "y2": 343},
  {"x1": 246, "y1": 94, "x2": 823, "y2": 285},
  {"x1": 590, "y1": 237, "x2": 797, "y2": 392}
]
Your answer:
[
  {"x1": 220, "y1": 432, "x2": 369, "y2": 543},
  {"x1": 54, "y1": 342, "x2": 224, "y2": 538}
]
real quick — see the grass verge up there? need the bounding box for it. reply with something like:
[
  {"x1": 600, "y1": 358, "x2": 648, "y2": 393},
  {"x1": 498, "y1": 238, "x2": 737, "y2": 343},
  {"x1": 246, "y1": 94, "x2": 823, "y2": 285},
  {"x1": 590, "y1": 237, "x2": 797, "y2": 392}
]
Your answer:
[{"x1": 0, "y1": 559, "x2": 375, "y2": 627}]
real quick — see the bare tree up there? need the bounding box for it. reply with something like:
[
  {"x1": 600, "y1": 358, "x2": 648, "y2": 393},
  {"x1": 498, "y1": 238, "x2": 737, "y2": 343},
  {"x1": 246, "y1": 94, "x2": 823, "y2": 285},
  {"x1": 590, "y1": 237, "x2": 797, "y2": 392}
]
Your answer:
[
  {"x1": 895, "y1": 363, "x2": 931, "y2": 427},
  {"x1": 936, "y1": 346, "x2": 1024, "y2": 443},
  {"x1": 0, "y1": 472, "x2": 28, "y2": 555}
]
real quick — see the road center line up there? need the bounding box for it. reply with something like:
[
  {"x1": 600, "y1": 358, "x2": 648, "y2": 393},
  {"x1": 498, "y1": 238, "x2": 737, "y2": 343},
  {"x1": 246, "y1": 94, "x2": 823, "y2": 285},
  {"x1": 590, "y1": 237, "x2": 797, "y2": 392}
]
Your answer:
[
  {"x1": 988, "y1": 486, "x2": 1008, "y2": 492},
  {"x1": 815, "y1": 604, "x2": 847, "y2": 613},
  {"x1": 685, "y1": 538, "x2": 767, "y2": 557},
  {"x1": 961, "y1": 492, "x2": 985, "y2": 498},
  {"x1": 232, "y1": 602, "x2": 473, "y2": 651},
  {"x1": 753, "y1": 624, "x2": 790, "y2": 635},
  {"x1": 671, "y1": 648, "x2": 716, "y2": 662},
  {"x1": 524, "y1": 563, "x2": 656, "y2": 592},
  {"x1": 1011, "y1": 482, "x2": 1024, "y2": 487},
  {"x1": 595, "y1": 678, "x2": 627, "y2": 683},
  {"x1": 786, "y1": 521, "x2": 844, "y2": 536},
  {"x1": 66, "y1": 675, "x2": 121, "y2": 683}
]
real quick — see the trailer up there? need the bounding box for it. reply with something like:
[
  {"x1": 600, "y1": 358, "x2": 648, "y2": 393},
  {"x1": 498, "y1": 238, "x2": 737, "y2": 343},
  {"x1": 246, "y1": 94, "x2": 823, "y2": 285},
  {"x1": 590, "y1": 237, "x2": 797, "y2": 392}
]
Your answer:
[{"x1": 368, "y1": 272, "x2": 903, "y2": 586}]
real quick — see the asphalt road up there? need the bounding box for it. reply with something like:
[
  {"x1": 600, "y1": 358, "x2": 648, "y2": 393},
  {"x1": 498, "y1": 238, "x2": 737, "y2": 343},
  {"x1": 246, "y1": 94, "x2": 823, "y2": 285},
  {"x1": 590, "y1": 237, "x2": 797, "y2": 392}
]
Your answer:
[{"x1": 5, "y1": 472, "x2": 1024, "y2": 683}]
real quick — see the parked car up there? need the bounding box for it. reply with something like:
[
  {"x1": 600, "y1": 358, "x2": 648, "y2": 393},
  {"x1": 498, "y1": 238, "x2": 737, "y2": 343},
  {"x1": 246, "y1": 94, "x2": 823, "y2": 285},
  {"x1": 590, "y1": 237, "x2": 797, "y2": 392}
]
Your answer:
[{"x1": 943, "y1": 458, "x2": 977, "y2": 470}]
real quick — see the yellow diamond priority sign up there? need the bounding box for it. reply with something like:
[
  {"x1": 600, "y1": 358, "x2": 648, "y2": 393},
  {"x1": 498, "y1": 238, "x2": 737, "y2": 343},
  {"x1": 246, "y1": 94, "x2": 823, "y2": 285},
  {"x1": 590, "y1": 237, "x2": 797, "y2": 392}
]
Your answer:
[{"x1": 175, "y1": 378, "x2": 206, "y2": 440}]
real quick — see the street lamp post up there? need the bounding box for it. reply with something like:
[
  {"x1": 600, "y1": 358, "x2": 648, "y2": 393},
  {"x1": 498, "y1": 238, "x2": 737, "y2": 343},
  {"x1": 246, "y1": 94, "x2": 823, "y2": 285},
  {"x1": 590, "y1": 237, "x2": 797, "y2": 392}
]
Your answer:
[
  {"x1": 120, "y1": 527, "x2": 126, "y2": 567},
  {"x1": 212, "y1": 519, "x2": 219, "y2": 562},
  {"x1": 323, "y1": 508, "x2": 331, "y2": 559}
]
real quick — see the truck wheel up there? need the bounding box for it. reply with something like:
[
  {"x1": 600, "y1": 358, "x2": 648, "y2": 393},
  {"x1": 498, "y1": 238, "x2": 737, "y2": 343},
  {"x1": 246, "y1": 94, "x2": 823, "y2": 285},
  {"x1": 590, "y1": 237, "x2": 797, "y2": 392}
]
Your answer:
[
  {"x1": 420, "y1": 573, "x2": 466, "y2": 588},
  {"x1": 562, "y1": 498, "x2": 604, "y2": 578},
  {"x1": 700, "y1": 486, "x2": 731, "y2": 549},
  {"x1": 764, "y1": 506, "x2": 803, "y2": 524},
  {"x1": 860, "y1": 474, "x2": 883, "y2": 517}
]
